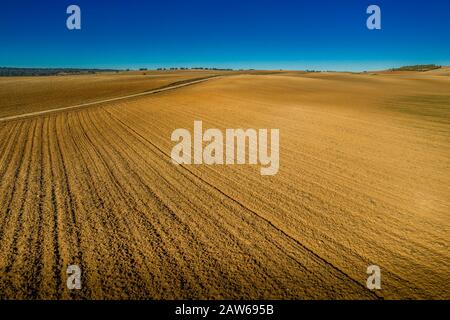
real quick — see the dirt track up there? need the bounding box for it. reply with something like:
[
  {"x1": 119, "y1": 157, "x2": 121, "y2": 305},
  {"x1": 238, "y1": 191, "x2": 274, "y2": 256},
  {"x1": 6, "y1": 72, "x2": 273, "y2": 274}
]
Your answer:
[
  {"x1": 0, "y1": 73, "x2": 449, "y2": 299},
  {"x1": 0, "y1": 76, "x2": 219, "y2": 122}
]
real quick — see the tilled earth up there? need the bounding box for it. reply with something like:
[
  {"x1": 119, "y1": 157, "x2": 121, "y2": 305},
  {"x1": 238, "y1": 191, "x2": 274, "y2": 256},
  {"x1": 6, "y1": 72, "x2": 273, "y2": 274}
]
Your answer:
[{"x1": 0, "y1": 72, "x2": 449, "y2": 299}]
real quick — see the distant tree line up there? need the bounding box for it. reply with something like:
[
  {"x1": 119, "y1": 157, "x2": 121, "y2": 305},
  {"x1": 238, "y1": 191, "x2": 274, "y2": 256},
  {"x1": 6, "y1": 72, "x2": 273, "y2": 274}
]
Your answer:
[
  {"x1": 156, "y1": 67, "x2": 234, "y2": 71},
  {"x1": 390, "y1": 64, "x2": 441, "y2": 72},
  {"x1": 0, "y1": 67, "x2": 119, "y2": 77}
]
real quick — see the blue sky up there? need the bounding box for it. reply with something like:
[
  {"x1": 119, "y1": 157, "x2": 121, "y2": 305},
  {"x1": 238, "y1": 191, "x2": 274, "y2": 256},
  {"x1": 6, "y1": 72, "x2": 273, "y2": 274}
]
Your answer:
[{"x1": 0, "y1": 0, "x2": 449, "y2": 71}]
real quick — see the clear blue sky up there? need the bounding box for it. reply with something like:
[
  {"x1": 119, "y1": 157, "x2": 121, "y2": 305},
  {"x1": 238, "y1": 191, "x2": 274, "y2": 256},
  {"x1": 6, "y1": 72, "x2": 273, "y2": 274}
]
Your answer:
[{"x1": 1, "y1": 0, "x2": 449, "y2": 71}]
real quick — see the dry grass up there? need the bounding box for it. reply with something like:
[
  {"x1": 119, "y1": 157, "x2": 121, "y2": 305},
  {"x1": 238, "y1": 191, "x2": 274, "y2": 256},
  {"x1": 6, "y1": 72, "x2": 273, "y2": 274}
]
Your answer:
[{"x1": 0, "y1": 72, "x2": 449, "y2": 299}]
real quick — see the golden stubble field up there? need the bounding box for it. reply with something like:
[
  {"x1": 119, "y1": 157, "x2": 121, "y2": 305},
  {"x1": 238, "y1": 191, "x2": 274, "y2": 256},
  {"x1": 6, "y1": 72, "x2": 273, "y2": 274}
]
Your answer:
[{"x1": 0, "y1": 70, "x2": 449, "y2": 299}]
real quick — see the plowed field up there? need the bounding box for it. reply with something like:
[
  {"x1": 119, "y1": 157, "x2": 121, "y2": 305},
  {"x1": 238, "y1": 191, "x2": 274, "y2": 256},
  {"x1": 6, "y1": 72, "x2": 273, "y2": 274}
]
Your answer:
[{"x1": 0, "y1": 72, "x2": 449, "y2": 299}]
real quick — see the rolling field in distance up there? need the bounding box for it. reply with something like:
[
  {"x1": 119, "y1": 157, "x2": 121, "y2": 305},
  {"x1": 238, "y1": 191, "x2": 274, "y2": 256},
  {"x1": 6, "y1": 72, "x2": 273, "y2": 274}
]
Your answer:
[
  {"x1": 0, "y1": 70, "x2": 233, "y2": 118},
  {"x1": 0, "y1": 70, "x2": 449, "y2": 299}
]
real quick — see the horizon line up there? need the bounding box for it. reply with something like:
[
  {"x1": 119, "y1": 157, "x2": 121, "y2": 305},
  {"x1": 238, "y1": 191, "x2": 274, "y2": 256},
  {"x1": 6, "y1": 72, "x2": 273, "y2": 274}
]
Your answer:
[{"x1": 0, "y1": 63, "x2": 446, "y2": 73}]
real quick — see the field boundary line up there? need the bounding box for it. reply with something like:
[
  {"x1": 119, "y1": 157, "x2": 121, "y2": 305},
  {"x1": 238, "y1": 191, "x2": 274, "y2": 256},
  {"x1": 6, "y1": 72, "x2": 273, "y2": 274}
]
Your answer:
[{"x1": 0, "y1": 76, "x2": 221, "y2": 123}]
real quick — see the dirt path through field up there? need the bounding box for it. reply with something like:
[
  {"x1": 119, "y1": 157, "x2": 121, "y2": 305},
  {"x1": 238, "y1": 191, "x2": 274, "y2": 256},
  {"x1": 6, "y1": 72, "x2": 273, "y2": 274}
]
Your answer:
[{"x1": 0, "y1": 76, "x2": 220, "y2": 122}]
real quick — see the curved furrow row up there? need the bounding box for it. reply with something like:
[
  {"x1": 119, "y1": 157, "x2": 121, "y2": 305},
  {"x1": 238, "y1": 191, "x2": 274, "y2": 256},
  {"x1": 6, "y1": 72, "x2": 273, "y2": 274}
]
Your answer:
[{"x1": 101, "y1": 107, "x2": 375, "y2": 299}]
